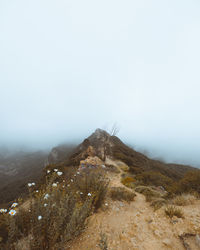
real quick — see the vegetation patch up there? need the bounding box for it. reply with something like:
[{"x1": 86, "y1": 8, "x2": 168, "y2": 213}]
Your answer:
[
  {"x1": 121, "y1": 176, "x2": 136, "y2": 189},
  {"x1": 150, "y1": 198, "x2": 167, "y2": 211},
  {"x1": 171, "y1": 171, "x2": 200, "y2": 195},
  {"x1": 135, "y1": 171, "x2": 173, "y2": 191},
  {"x1": 135, "y1": 186, "x2": 162, "y2": 202},
  {"x1": 171, "y1": 194, "x2": 197, "y2": 206},
  {"x1": 165, "y1": 205, "x2": 184, "y2": 218},
  {"x1": 0, "y1": 168, "x2": 109, "y2": 249},
  {"x1": 105, "y1": 164, "x2": 120, "y2": 174},
  {"x1": 110, "y1": 187, "x2": 136, "y2": 202}
]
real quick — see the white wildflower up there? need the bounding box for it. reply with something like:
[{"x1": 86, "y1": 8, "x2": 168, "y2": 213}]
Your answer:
[
  {"x1": 88, "y1": 193, "x2": 92, "y2": 196},
  {"x1": 0, "y1": 209, "x2": 7, "y2": 213},
  {"x1": 9, "y1": 210, "x2": 16, "y2": 216},
  {"x1": 44, "y1": 194, "x2": 49, "y2": 199},
  {"x1": 11, "y1": 203, "x2": 18, "y2": 208},
  {"x1": 44, "y1": 203, "x2": 48, "y2": 207},
  {"x1": 80, "y1": 192, "x2": 83, "y2": 195},
  {"x1": 54, "y1": 169, "x2": 58, "y2": 172},
  {"x1": 36, "y1": 190, "x2": 39, "y2": 193},
  {"x1": 52, "y1": 183, "x2": 57, "y2": 187},
  {"x1": 71, "y1": 179, "x2": 73, "y2": 182},
  {"x1": 28, "y1": 183, "x2": 32, "y2": 187},
  {"x1": 31, "y1": 182, "x2": 35, "y2": 186},
  {"x1": 47, "y1": 170, "x2": 50, "y2": 174},
  {"x1": 57, "y1": 171, "x2": 63, "y2": 176},
  {"x1": 38, "y1": 215, "x2": 42, "y2": 220}
]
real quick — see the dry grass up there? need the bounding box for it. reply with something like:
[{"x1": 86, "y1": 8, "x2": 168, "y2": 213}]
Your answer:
[
  {"x1": 104, "y1": 164, "x2": 120, "y2": 174},
  {"x1": 150, "y1": 198, "x2": 166, "y2": 211},
  {"x1": 0, "y1": 168, "x2": 109, "y2": 250},
  {"x1": 121, "y1": 176, "x2": 136, "y2": 189},
  {"x1": 110, "y1": 187, "x2": 136, "y2": 202},
  {"x1": 171, "y1": 194, "x2": 197, "y2": 206},
  {"x1": 165, "y1": 205, "x2": 184, "y2": 218},
  {"x1": 98, "y1": 232, "x2": 108, "y2": 250},
  {"x1": 135, "y1": 186, "x2": 162, "y2": 202}
]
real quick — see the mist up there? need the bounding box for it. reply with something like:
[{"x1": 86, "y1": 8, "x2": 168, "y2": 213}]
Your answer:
[{"x1": 1, "y1": 0, "x2": 200, "y2": 167}]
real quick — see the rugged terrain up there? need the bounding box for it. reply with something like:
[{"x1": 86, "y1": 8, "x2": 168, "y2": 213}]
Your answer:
[
  {"x1": 67, "y1": 158, "x2": 200, "y2": 250},
  {"x1": 44, "y1": 129, "x2": 200, "y2": 249},
  {"x1": 1, "y1": 129, "x2": 200, "y2": 249}
]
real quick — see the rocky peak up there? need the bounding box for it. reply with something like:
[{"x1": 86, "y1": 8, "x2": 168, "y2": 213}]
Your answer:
[{"x1": 88, "y1": 129, "x2": 110, "y2": 142}]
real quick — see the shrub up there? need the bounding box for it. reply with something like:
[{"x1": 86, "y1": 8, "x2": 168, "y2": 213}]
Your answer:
[
  {"x1": 2, "y1": 168, "x2": 109, "y2": 249},
  {"x1": 175, "y1": 171, "x2": 200, "y2": 194},
  {"x1": 74, "y1": 168, "x2": 109, "y2": 211},
  {"x1": 171, "y1": 194, "x2": 196, "y2": 206},
  {"x1": 135, "y1": 171, "x2": 173, "y2": 190},
  {"x1": 105, "y1": 164, "x2": 120, "y2": 174},
  {"x1": 135, "y1": 186, "x2": 162, "y2": 202},
  {"x1": 121, "y1": 176, "x2": 136, "y2": 189},
  {"x1": 110, "y1": 187, "x2": 136, "y2": 202},
  {"x1": 165, "y1": 205, "x2": 184, "y2": 218},
  {"x1": 150, "y1": 198, "x2": 166, "y2": 211}
]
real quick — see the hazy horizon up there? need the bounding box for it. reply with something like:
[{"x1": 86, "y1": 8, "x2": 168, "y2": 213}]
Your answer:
[{"x1": 1, "y1": 0, "x2": 200, "y2": 168}]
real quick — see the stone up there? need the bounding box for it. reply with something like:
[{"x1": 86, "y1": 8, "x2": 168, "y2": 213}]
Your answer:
[{"x1": 162, "y1": 238, "x2": 171, "y2": 246}]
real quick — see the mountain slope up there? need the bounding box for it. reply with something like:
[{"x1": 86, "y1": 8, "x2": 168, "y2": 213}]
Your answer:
[
  {"x1": 46, "y1": 129, "x2": 198, "y2": 185},
  {"x1": 0, "y1": 150, "x2": 48, "y2": 205}
]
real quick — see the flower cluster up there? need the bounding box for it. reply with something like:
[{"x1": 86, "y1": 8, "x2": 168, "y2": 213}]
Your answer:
[
  {"x1": 0, "y1": 202, "x2": 19, "y2": 216},
  {"x1": 28, "y1": 182, "x2": 36, "y2": 187},
  {"x1": 0, "y1": 208, "x2": 7, "y2": 213}
]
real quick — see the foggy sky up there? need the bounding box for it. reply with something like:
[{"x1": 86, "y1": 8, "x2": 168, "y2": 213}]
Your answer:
[{"x1": 1, "y1": 0, "x2": 200, "y2": 167}]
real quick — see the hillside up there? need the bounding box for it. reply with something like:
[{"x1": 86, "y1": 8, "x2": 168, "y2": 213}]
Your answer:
[
  {"x1": 0, "y1": 150, "x2": 48, "y2": 206},
  {"x1": 0, "y1": 129, "x2": 199, "y2": 249},
  {"x1": 46, "y1": 129, "x2": 199, "y2": 194}
]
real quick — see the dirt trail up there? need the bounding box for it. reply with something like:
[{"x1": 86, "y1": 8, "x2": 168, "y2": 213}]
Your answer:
[{"x1": 67, "y1": 159, "x2": 200, "y2": 250}]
